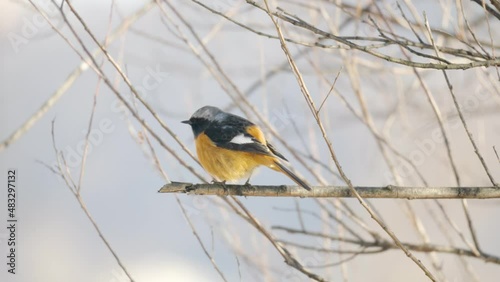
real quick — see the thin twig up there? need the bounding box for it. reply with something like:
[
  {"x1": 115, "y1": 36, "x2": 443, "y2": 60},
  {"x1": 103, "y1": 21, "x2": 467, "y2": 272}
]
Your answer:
[
  {"x1": 317, "y1": 68, "x2": 342, "y2": 114},
  {"x1": 76, "y1": 0, "x2": 115, "y2": 194},
  {"x1": 49, "y1": 121, "x2": 135, "y2": 281},
  {"x1": 43, "y1": 0, "x2": 205, "y2": 182},
  {"x1": 229, "y1": 197, "x2": 328, "y2": 282},
  {"x1": 423, "y1": 13, "x2": 498, "y2": 187},
  {"x1": 63, "y1": 0, "x2": 202, "y2": 170},
  {"x1": 245, "y1": 1, "x2": 500, "y2": 70},
  {"x1": 469, "y1": 0, "x2": 500, "y2": 20},
  {"x1": 0, "y1": 1, "x2": 155, "y2": 153},
  {"x1": 261, "y1": 1, "x2": 437, "y2": 279},
  {"x1": 274, "y1": 226, "x2": 500, "y2": 264},
  {"x1": 494, "y1": 146, "x2": 500, "y2": 164},
  {"x1": 175, "y1": 197, "x2": 229, "y2": 282}
]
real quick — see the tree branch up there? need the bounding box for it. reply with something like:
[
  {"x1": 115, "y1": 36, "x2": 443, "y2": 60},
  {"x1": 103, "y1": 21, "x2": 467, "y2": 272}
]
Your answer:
[{"x1": 159, "y1": 182, "x2": 500, "y2": 199}]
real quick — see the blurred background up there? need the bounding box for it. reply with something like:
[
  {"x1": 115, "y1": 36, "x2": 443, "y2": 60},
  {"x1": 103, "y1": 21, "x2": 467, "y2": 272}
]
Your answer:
[{"x1": 1, "y1": 0, "x2": 500, "y2": 281}]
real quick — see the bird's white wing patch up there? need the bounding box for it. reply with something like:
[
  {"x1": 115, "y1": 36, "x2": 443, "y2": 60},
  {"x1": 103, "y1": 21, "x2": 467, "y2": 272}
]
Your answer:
[{"x1": 230, "y1": 134, "x2": 255, "y2": 144}]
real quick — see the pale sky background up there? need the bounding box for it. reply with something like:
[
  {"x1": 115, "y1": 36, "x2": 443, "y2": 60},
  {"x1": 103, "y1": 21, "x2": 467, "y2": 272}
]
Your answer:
[{"x1": 1, "y1": 1, "x2": 500, "y2": 282}]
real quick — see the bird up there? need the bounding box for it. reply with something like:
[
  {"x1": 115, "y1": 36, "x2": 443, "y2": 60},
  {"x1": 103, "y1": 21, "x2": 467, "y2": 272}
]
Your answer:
[{"x1": 182, "y1": 106, "x2": 312, "y2": 191}]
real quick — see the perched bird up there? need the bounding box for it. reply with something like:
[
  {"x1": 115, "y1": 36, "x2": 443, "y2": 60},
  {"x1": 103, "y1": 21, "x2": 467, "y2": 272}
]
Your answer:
[{"x1": 182, "y1": 106, "x2": 312, "y2": 191}]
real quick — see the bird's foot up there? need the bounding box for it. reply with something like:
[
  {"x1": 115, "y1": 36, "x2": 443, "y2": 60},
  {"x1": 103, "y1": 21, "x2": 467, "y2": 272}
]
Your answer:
[
  {"x1": 244, "y1": 179, "x2": 255, "y2": 190},
  {"x1": 236, "y1": 180, "x2": 255, "y2": 197}
]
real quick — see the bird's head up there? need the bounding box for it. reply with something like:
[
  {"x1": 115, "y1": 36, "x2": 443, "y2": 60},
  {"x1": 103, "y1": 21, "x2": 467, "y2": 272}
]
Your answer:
[{"x1": 182, "y1": 106, "x2": 223, "y2": 137}]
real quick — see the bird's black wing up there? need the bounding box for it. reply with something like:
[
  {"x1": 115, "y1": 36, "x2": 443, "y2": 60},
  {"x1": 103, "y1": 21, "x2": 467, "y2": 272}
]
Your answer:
[{"x1": 204, "y1": 114, "x2": 274, "y2": 157}]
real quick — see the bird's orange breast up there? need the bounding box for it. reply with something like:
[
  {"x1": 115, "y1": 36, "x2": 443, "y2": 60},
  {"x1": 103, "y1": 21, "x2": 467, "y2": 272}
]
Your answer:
[{"x1": 195, "y1": 132, "x2": 274, "y2": 181}]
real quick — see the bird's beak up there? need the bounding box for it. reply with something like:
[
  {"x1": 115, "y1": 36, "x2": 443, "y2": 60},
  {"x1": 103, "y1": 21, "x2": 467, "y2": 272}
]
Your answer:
[{"x1": 181, "y1": 120, "x2": 191, "y2": 124}]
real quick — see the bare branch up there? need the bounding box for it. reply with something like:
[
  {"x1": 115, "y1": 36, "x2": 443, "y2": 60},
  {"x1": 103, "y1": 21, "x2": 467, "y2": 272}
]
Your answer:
[
  {"x1": 274, "y1": 226, "x2": 500, "y2": 264},
  {"x1": 0, "y1": 1, "x2": 155, "y2": 152},
  {"x1": 158, "y1": 182, "x2": 500, "y2": 199}
]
